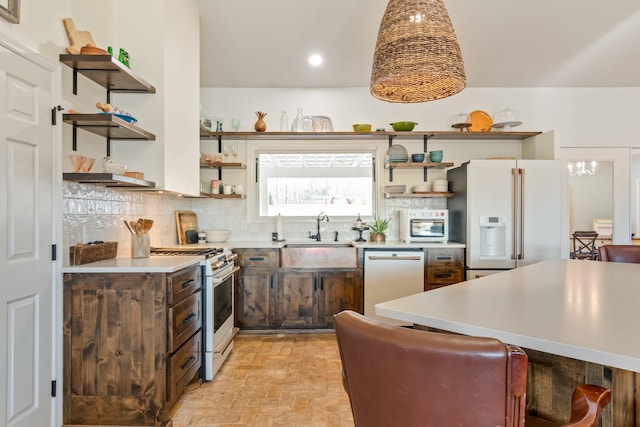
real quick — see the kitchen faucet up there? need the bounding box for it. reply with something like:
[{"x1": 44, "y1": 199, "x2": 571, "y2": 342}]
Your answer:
[{"x1": 309, "y1": 212, "x2": 329, "y2": 241}]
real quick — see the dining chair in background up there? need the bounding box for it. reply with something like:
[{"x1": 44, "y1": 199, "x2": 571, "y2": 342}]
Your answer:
[
  {"x1": 333, "y1": 310, "x2": 611, "y2": 427},
  {"x1": 570, "y1": 231, "x2": 599, "y2": 260},
  {"x1": 598, "y1": 244, "x2": 640, "y2": 263}
]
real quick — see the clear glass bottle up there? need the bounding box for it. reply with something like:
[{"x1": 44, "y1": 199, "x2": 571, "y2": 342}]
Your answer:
[
  {"x1": 280, "y1": 110, "x2": 289, "y2": 132},
  {"x1": 291, "y1": 107, "x2": 305, "y2": 132}
]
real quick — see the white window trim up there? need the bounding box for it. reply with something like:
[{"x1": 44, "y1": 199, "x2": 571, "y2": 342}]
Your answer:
[{"x1": 246, "y1": 140, "x2": 386, "y2": 223}]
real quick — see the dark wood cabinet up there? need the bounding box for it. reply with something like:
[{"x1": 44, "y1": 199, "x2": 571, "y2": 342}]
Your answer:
[
  {"x1": 235, "y1": 248, "x2": 363, "y2": 330},
  {"x1": 277, "y1": 271, "x2": 320, "y2": 328},
  {"x1": 320, "y1": 270, "x2": 363, "y2": 326},
  {"x1": 63, "y1": 264, "x2": 201, "y2": 426},
  {"x1": 235, "y1": 249, "x2": 278, "y2": 329},
  {"x1": 277, "y1": 270, "x2": 363, "y2": 328},
  {"x1": 425, "y1": 248, "x2": 464, "y2": 291}
]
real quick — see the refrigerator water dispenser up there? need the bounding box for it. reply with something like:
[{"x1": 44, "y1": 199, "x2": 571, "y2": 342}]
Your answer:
[{"x1": 479, "y1": 216, "x2": 507, "y2": 259}]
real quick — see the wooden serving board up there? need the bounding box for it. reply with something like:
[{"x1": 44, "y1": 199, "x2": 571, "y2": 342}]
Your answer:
[
  {"x1": 63, "y1": 18, "x2": 97, "y2": 54},
  {"x1": 175, "y1": 210, "x2": 198, "y2": 245}
]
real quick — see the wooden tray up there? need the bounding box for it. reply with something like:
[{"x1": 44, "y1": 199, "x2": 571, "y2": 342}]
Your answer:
[
  {"x1": 69, "y1": 241, "x2": 117, "y2": 265},
  {"x1": 175, "y1": 210, "x2": 198, "y2": 245}
]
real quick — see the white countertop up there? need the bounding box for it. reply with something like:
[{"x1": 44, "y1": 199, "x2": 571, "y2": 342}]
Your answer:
[
  {"x1": 225, "y1": 240, "x2": 465, "y2": 249},
  {"x1": 376, "y1": 259, "x2": 640, "y2": 372},
  {"x1": 62, "y1": 255, "x2": 203, "y2": 273}
]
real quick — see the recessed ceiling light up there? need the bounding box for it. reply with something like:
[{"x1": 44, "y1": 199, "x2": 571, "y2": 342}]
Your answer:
[{"x1": 309, "y1": 54, "x2": 323, "y2": 66}]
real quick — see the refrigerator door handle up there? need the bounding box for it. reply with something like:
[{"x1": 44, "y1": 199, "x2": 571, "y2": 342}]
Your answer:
[
  {"x1": 511, "y1": 168, "x2": 518, "y2": 260},
  {"x1": 518, "y1": 168, "x2": 525, "y2": 260}
]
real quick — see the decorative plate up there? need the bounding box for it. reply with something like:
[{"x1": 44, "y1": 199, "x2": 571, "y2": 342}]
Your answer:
[{"x1": 468, "y1": 110, "x2": 492, "y2": 132}]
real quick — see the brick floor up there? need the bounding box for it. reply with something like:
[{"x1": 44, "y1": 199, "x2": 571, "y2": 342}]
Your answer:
[{"x1": 170, "y1": 333, "x2": 354, "y2": 427}]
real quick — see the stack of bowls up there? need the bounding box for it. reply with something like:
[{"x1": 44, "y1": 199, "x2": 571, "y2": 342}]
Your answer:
[
  {"x1": 432, "y1": 180, "x2": 448, "y2": 192},
  {"x1": 385, "y1": 144, "x2": 409, "y2": 163},
  {"x1": 412, "y1": 183, "x2": 431, "y2": 193},
  {"x1": 429, "y1": 150, "x2": 443, "y2": 163},
  {"x1": 411, "y1": 153, "x2": 425, "y2": 163},
  {"x1": 384, "y1": 185, "x2": 406, "y2": 194}
]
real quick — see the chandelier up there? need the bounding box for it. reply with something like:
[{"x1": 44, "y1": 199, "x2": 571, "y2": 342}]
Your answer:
[
  {"x1": 567, "y1": 161, "x2": 597, "y2": 176},
  {"x1": 370, "y1": 0, "x2": 466, "y2": 103}
]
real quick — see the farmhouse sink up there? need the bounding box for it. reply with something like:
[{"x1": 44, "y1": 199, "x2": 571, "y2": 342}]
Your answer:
[{"x1": 280, "y1": 243, "x2": 358, "y2": 269}]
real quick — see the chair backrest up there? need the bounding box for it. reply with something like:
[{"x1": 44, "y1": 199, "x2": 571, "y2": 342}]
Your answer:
[
  {"x1": 333, "y1": 310, "x2": 528, "y2": 427},
  {"x1": 571, "y1": 231, "x2": 599, "y2": 260},
  {"x1": 598, "y1": 244, "x2": 640, "y2": 263}
]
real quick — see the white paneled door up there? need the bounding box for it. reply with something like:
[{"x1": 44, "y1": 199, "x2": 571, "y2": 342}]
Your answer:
[{"x1": 0, "y1": 38, "x2": 56, "y2": 427}]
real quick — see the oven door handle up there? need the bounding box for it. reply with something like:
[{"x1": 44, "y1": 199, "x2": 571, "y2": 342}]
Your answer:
[{"x1": 211, "y1": 265, "x2": 240, "y2": 284}]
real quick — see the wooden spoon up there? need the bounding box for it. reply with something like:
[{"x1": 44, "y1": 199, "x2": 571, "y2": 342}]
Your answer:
[
  {"x1": 130, "y1": 220, "x2": 141, "y2": 237},
  {"x1": 142, "y1": 219, "x2": 154, "y2": 234},
  {"x1": 123, "y1": 219, "x2": 135, "y2": 235}
]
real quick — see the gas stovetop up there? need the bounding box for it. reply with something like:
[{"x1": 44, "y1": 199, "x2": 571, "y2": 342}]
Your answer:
[{"x1": 150, "y1": 247, "x2": 224, "y2": 258}]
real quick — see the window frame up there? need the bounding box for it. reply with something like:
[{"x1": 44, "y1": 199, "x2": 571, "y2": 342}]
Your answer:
[{"x1": 247, "y1": 140, "x2": 382, "y2": 223}]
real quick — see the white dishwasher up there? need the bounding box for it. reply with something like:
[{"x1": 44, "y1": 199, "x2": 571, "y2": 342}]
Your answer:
[{"x1": 364, "y1": 249, "x2": 425, "y2": 325}]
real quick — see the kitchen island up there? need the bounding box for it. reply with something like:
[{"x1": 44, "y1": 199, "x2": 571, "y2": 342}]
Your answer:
[{"x1": 376, "y1": 259, "x2": 640, "y2": 426}]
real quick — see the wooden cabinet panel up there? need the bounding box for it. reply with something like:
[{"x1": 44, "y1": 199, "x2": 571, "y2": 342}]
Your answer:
[
  {"x1": 167, "y1": 265, "x2": 201, "y2": 305},
  {"x1": 425, "y1": 248, "x2": 464, "y2": 290},
  {"x1": 322, "y1": 271, "x2": 363, "y2": 327},
  {"x1": 236, "y1": 248, "x2": 277, "y2": 268},
  {"x1": 63, "y1": 264, "x2": 202, "y2": 426},
  {"x1": 278, "y1": 271, "x2": 319, "y2": 328},
  {"x1": 167, "y1": 331, "x2": 202, "y2": 409},
  {"x1": 168, "y1": 290, "x2": 202, "y2": 353},
  {"x1": 236, "y1": 267, "x2": 276, "y2": 328},
  {"x1": 63, "y1": 272, "x2": 168, "y2": 425}
]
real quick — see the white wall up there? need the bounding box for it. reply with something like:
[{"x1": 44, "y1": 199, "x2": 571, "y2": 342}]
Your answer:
[{"x1": 200, "y1": 87, "x2": 640, "y2": 149}]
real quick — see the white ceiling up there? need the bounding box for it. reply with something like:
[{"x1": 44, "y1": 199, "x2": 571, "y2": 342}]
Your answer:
[{"x1": 196, "y1": 0, "x2": 640, "y2": 89}]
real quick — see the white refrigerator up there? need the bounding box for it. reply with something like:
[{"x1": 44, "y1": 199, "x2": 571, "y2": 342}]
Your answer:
[{"x1": 448, "y1": 160, "x2": 562, "y2": 279}]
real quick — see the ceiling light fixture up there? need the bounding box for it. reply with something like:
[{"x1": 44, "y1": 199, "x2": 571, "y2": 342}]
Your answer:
[
  {"x1": 309, "y1": 54, "x2": 323, "y2": 66},
  {"x1": 370, "y1": 0, "x2": 466, "y2": 103},
  {"x1": 568, "y1": 161, "x2": 597, "y2": 176}
]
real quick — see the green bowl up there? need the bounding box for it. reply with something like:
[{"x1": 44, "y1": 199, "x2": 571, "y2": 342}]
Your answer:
[
  {"x1": 352, "y1": 123, "x2": 372, "y2": 132},
  {"x1": 390, "y1": 121, "x2": 417, "y2": 131}
]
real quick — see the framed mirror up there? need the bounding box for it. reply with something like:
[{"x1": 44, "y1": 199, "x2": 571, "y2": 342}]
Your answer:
[
  {"x1": 559, "y1": 147, "x2": 631, "y2": 250},
  {"x1": 0, "y1": 0, "x2": 20, "y2": 23}
]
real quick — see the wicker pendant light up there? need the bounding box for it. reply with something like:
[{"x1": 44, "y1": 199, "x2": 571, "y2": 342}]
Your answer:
[{"x1": 371, "y1": 0, "x2": 466, "y2": 103}]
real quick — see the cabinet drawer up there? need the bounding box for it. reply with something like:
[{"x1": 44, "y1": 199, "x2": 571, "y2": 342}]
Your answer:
[
  {"x1": 169, "y1": 291, "x2": 202, "y2": 353},
  {"x1": 167, "y1": 331, "x2": 202, "y2": 408},
  {"x1": 167, "y1": 265, "x2": 202, "y2": 305},
  {"x1": 427, "y1": 249, "x2": 463, "y2": 267},
  {"x1": 427, "y1": 267, "x2": 463, "y2": 285},
  {"x1": 236, "y1": 249, "x2": 277, "y2": 268}
]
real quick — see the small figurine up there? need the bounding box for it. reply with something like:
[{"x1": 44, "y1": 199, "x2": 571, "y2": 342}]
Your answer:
[{"x1": 254, "y1": 111, "x2": 267, "y2": 132}]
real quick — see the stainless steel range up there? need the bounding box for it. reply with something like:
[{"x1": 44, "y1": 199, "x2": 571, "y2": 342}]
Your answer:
[{"x1": 151, "y1": 246, "x2": 239, "y2": 380}]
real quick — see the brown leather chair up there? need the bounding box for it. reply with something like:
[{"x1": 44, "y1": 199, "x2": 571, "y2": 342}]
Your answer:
[
  {"x1": 598, "y1": 244, "x2": 640, "y2": 263},
  {"x1": 334, "y1": 310, "x2": 610, "y2": 427}
]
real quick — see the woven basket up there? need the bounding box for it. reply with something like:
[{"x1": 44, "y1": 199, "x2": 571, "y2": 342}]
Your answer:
[{"x1": 371, "y1": 0, "x2": 466, "y2": 103}]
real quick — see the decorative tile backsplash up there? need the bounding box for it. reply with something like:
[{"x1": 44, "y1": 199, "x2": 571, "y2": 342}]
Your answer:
[{"x1": 62, "y1": 182, "x2": 446, "y2": 264}]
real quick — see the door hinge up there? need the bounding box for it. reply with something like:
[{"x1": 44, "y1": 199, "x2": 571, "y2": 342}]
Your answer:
[
  {"x1": 51, "y1": 105, "x2": 63, "y2": 125},
  {"x1": 52, "y1": 244, "x2": 57, "y2": 261},
  {"x1": 51, "y1": 380, "x2": 57, "y2": 397}
]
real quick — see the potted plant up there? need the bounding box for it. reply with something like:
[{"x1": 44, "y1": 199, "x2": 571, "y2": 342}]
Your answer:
[{"x1": 366, "y1": 216, "x2": 391, "y2": 242}]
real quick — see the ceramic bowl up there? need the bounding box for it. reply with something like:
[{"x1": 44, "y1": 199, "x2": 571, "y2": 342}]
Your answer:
[
  {"x1": 411, "y1": 153, "x2": 425, "y2": 162},
  {"x1": 204, "y1": 229, "x2": 231, "y2": 243},
  {"x1": 390, "y1": 121, "x2": 417, "y2": 131},
  {"x1": 352, "y1": 123, "x2": 372, "y2": 132},
  {"x1": 429, "y1": 150, "x2": 443, "y2": 163}
]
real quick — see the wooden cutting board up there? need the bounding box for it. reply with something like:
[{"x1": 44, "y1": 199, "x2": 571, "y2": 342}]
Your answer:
[
  {"x1": 175, "y1": 210, "x2": 198, "y2": 245},
  {"x1": 63, "y1": 18, "x2": 97, "y2": 54}
]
